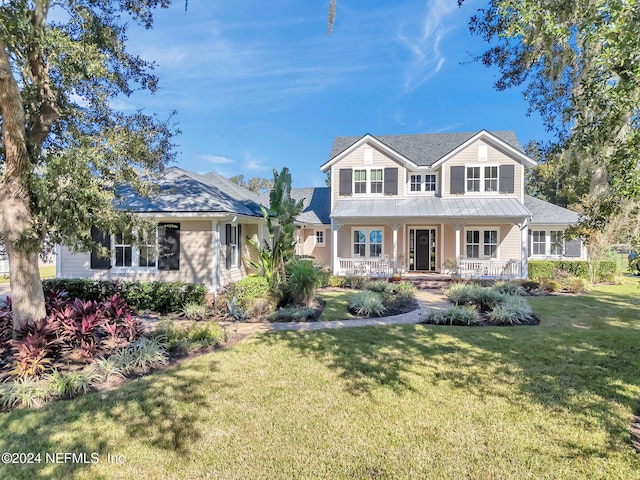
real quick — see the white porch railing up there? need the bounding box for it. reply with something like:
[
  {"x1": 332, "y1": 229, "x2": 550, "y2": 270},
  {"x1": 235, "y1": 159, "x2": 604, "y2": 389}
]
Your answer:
[
  {"x1": 457, "y1": 259, "x2": 521, "y2": 279},
  {"x1": 0, "y1": 259, "x2": 8, "y2": 275},
  {"x1": 337, "y1": 257, "x2": 394, "y2": 277}
]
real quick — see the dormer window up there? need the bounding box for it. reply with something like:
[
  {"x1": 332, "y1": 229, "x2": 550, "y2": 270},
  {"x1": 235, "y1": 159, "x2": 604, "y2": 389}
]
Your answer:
[{"x1": 409, "y1": 173, "x2": 437, "y2": 193}]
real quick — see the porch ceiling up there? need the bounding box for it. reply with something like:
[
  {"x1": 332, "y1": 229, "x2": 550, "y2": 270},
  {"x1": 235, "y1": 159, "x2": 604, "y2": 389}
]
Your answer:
[{"x1": 331, "y1": 196, "x2": 532, "y2": 222}]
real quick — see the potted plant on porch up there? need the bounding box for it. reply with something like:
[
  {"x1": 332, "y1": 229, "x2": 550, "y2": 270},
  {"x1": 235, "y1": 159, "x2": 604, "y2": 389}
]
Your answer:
[{"x1": 443, "y1": 257, "x2": 461, "y2": 281}]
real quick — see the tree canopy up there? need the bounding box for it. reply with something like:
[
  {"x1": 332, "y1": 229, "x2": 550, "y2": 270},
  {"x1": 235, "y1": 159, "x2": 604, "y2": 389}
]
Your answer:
[
  {"x1": 466, "y1": 0, "x2": 640, "y2": 230},
  {"x1": 229, "y1": 175, "x2": 273, "y2": 194},
  {"x1": 0, "y1": 0, "x2": 177, "y2": 326}
]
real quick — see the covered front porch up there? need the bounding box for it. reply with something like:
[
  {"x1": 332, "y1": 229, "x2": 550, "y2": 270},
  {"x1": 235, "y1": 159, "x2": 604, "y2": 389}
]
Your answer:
[{"x1": 330, "y1": 196, "x2": 532, "y2": 280}]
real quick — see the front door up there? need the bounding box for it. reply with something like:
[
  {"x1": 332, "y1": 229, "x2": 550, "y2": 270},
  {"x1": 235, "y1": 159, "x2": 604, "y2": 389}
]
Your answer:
[{"x1": 411, "y1": 228, "x2": 437, "y2": 271}]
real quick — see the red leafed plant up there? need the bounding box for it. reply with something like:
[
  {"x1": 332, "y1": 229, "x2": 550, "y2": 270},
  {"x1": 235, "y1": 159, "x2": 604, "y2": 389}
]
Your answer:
[{"x1": 10, "y1": 318, "x2": 59, "y2": 377}]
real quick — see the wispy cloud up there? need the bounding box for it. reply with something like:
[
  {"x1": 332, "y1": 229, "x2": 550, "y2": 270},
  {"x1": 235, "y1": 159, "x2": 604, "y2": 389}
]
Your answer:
[
  {"x1": 243, "y1": 152, "x2": 269, "y2": 172},
  {"x1": 198, "y1": 154, "x2": 235, "y2": 165},
  {"x1": 395, "y1": 0, "x2": 458, "y2": 92}
]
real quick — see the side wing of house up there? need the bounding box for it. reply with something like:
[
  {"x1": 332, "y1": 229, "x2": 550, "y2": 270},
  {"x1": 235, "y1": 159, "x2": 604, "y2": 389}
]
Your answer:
[
  {"x1": 56, "y1": 167, "x2": 266, "y2": 291},
  {"x1": 524, "y1": 195, "x2": 585, "y2": 260}
]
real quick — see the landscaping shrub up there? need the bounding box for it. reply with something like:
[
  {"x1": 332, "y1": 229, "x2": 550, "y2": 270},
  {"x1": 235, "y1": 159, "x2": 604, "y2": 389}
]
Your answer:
[
  {"x1": 42, "y1": 279, "x2": 207, "y2": 313},
  {"x1": 1, "y1": 376, "x2": 50, "y2": 409},
  {"x1": 349, "y1": 290, "x2": 387, "y2": 317},
  {"x1": 518, "y1": 280, "x2": 540, "y2": 293},
  {"x1": 47, "y1": 368, "x2": 99, "y2": 398},
  {"x1": 285, "y1": 260, "x2": 323, "y2": 306},
  {"x1": 493, "y1": 280, "x2": 526, "y2": 296},
  {"x1": 155, "y1": 320, "x2": 228, "y2": 353},
  {"x1": 267, "y1": 307, "x2": 316, "y2": 322},
  {"x1": 444, "y1": 283, "x2": 504, "y2": 310},
  {"x1": 364, "y1": 280, "x2": 389, "y2": 292},
  {"x1": 328, "y1": 275, "x2": 347, "y2": 288},
  {"x1": 488, "y1": 295, "x2": 535, "y2": 325},
  {"x1": 344, "y1": 275, "x2": 366, "y2": 290},
  {"x1": 421, "y1": 306, "x2": 481, "y2": 326},
  {"x1": 180, "y1": 302, "x2": 210, "y2": 320},
  {"x1": 247, "y1": 297, "x2": 275, "y2": 318},
  {"x1": 528, "y1": 260, "x2": 617, "y2": 283},
  {"x1": 315, "y1": 264, "x2": 331, "y2": 287},
  {"x1": 229, "y1": 276, "x2": 270, "y2": 310},
  {"x1": 566, "y1": 277, "x2": 590, "y2": 294},
  {"x1": 539, "y1": 279, "x2": 561, "y2": 292}
]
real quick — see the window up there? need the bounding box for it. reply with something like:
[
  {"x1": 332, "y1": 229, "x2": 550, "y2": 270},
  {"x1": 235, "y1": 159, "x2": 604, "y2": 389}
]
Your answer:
[
  {"x1": 352, "y1": 228, "x2": 383, "y2": 257},
  {"x1": 466, "y1": 167, "x2": 481, "y2": 192},
  {"x1": 410, "y1": 174, "x2": 422, "y2": 192},
  {"x1": 484, "y1": 166, "x2": 498, "y2": 192},
  {"x1": 353, "y1": 229, "x2": 366, "y2": 256},
  {"x1": 315, "y1": 230, "x2": 325, "y2": 247},
  {"x1": 532, "y1": 231, "x2": 546, "y2": 255},
  {"x1": 370, "y1": 169, "x2": 383, "y2": 194},
  {"x1": 138, "y1": 228, "x2": 157, "y2": 267},
  {"x1": 114, "y1": 233, "x2": 133, "y2": 267},
  {"x1": 483, "y1": 230, "x2": 498, "y2": 258},
  {"x1": 550, "y1": 231, "x2": 564, "y2": 255},
  {"x1": 229, "y1": 225, "x2": 238, "y2": 268},
  {"x1": 369, "y1": 229, "x2": 382, "y2": 257},
  {"x1": 466, "y1": 230, "x2": 480, "y2": 258},
  {"x1": 354, "y1": 170, "x2": 367, "y2": 194},
  {"x1": 424, "y1": 174, "x2": 437, "y2": 192}
]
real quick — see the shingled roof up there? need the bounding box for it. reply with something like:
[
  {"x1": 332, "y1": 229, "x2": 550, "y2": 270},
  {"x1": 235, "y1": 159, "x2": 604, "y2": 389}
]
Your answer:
[
  {"x1": 117, "y1": 167, "x2": 265, "y2": 217},
  {"x1": 328, "y1": 130, "x2": 524, "y2": 167},
  {"x1": 524, "y1": 195, "x2": 580, "y2": 225},
  {"x1": 291, "y1": 187, "x2": 331, "y2": 225}
]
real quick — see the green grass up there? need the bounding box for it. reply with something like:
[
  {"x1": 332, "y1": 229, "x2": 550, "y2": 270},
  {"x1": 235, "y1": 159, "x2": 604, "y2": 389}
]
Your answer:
[
  {"x1": 0, "y1": 264, "x2": 56, "y2": 284},
  {"x1": 316, "y1": 288, "x2": 356, "y2": 321},
  {"x1": 2, "y1": 280, "x2": 640, "y2": 478}
]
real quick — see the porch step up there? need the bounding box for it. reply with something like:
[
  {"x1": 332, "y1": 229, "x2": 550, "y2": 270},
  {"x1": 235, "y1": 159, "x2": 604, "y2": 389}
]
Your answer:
[{"x1": 401, "y1": 275, "x2": 452, "y2": 290}]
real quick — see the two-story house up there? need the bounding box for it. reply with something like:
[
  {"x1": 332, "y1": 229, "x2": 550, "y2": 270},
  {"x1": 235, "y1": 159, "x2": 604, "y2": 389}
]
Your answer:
[{"x1": 295, "y1": 130, "x2": 583, "y2": 279}]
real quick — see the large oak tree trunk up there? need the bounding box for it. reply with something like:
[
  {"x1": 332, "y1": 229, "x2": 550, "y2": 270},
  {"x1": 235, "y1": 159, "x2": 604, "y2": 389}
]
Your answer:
[{"x1": 0, "y1": 39, "x2": 47, "y2": 328}]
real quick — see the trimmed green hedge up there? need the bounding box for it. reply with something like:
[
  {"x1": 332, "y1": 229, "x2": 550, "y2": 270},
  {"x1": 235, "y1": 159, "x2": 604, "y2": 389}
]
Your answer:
[
  {"x1": 42, "y1": 279, "x2": 207, "y2": 313},
  {"x1": 528, "y1": 260, "x2": 617, "y2": 283}
]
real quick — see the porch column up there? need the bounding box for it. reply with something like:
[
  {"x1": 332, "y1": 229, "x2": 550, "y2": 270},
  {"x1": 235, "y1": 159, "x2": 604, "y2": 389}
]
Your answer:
[
  {"x1": 520, "y1": 218, "x2": 529, "y2": 279},
  {"x1": 331, "y1": 220, "x2": 341, "y2": 275},
  {"x1": 454, "y1": 224, "x2": 461, "y2": 261},
  {"x1": 392, "y1": 224, "x2": 399, "y2": 273}
]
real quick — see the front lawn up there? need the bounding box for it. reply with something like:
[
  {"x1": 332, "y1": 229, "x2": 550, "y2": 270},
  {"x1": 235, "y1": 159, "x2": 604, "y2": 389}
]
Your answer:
[
  {"x1": 2, "y1": 279, "x2": 640, "y2": 478},
  {"x1": 316, "y1": 288, "x2": 356, "y2": 321}
]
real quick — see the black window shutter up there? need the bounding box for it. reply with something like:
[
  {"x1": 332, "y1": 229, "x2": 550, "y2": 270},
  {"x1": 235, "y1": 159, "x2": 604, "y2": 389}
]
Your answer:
[
  {"x1": 90, "y1": 227, "x2": 111, "y2": 270},
  {"x1": 225, "y1": 223, "x2": 232, "y2": 269},
  {"x1": 528, "y1": 230, "x2": 532, "y2": 256},
  {"x1": 499, "y1": 165, "x2": 515, "y2": 193},
  {"x1": 339, "y1": 169, "x2": 352, "y2": 195},
  {"x1": 565, "y1": 238, "x2": 581, "y2": 257},
  {"x1": 384, "y1": 168, "x2": 398, "y2": 195},
  {"x1": 237, "y1": 224, "x2": 242, "y2": 266},
  {"x1": 158, "y1": 223, "x2": 180, "y2": 271},
  {"x1": 450, "y1": 166, "x2": 465, "y2": 194}
]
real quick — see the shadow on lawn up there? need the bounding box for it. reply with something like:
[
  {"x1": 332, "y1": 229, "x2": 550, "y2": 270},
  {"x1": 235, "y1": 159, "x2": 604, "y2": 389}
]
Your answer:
[
  {"x1": 0, "y1": 360, "x2": 222, "y2": 479},
  {"x1": 262, "y1": 286, "x2": 640, "y2": 453}
]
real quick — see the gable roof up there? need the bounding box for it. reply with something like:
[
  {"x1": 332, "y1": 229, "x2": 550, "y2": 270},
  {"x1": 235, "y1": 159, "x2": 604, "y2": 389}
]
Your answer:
[
  {"x1": 291, "y1": 187, "x2": 331, "y2": 225},
  {"x1": 117, "y1": 167, "x2": 265, "y2": 217},
  {"x1": 260, "y1": 187, "x2": 332, "y2": 225},
  {"x1": 524, "y1": 195, "x2": 580, "y2": 225},
  {"x1": 323, "y1": 130, "x2": 529, "y2": 171}
]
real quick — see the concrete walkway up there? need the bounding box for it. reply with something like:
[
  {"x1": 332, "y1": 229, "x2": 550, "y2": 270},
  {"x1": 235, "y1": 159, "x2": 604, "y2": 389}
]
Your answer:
[{"x1": 220, "y1": 289, "x2": 450, "y2": 335}]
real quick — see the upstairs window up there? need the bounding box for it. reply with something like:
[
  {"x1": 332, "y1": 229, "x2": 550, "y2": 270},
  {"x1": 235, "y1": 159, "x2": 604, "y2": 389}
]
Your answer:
[
  {"x1": 466, "y1": 167, "x2": 481, "y2": 192},
  {"x1": 354, "y1": 170, "x2": 367, "y2": 194},
  {"x1": 370, "y1": 169, "x2": 383, "y2": 194},
  {"x1": 424, "y1": 174, "x2": 437, "y2": 192},
  {"x1": 410, "y1": 174, "x2": 421, "y2": 192},
  {"x1": 484, "y1": 166, "x2": 498, "y2": 192}
]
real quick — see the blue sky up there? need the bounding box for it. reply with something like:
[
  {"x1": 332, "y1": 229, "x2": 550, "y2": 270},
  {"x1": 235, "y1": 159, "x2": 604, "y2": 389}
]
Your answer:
[{"x1": 123, "y1": 0, "x2": 550, "y2": 188}]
